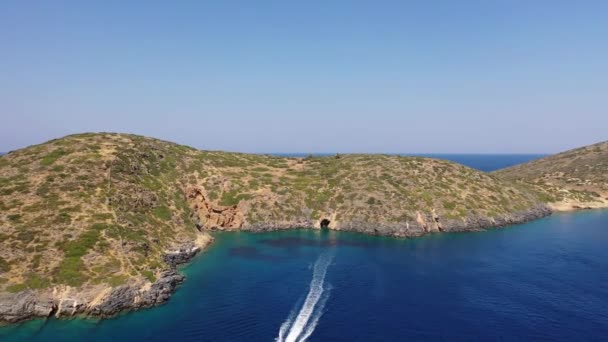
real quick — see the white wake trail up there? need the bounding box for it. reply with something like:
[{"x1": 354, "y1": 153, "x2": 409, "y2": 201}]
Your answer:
[
  {"x1": 276, "y1": 252, "x2": 334, "y2": 342},
  {"x1": 297, "y1": 284, "x2": 332, "y2": 342},
  {"x1": 277, "y1": 306, "x2": 297, "y2": 341}
]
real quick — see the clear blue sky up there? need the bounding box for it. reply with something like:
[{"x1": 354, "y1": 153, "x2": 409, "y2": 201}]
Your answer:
[{"x1": 1, "y1": 1, "x2": 606, "y2": 153}]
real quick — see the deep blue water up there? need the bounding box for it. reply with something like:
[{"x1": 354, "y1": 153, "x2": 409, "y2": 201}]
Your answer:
[
  {"x1": 2, "y1": 155, "x2": 607, "y2": 341},
  {"x1": 271, "y1": 153, "x2": 545, "y2": 172},
  {"x1": 2, "y1": 211, "x2": 607, "y2": 341},
  {"x1": 419, "y1": 154, "x2": 545, "y2": 172}
]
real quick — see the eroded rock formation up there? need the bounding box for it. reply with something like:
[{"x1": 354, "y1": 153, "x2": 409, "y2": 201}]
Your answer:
[{"x1": 186, "y1": 186, "x2": 244, "y2": 230}]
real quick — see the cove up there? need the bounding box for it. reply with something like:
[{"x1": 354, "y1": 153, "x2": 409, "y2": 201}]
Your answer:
[{"x1": 1, "y1": 209, "x2": 607, "y2": 341}]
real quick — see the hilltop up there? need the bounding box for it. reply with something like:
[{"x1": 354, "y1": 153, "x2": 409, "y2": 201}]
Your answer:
[
  {"x1": 0, "y1": 133, "x2": 549, "y2": 322},
  {"x1": 494, "y1": 141, "x2": 608, "y2": 211}
]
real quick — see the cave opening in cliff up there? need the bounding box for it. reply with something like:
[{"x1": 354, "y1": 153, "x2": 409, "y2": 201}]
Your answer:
[
  {"x1": 48, "y1": 304, "x2": 58, "y2": 318},
  {"x1": 320, "y1": 219, "x2": 330, "y2": 228}
]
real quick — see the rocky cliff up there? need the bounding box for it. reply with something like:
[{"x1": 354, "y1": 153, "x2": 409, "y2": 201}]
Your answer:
[{"x1": 0, "y1": 133, "x2": 552, "y2": 323}]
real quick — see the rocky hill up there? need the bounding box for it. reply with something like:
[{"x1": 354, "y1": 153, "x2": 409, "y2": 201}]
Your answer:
[
  {"x1": 0, "y1": 133, "x2": 550, "y2": 323},
  {"x1": 494, "y1": 141, "x2": 608, "y2": 211}
]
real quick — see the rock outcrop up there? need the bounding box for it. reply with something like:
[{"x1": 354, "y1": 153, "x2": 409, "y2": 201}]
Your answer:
[
  {"x1": 187, "y1": 186, "x2": 244, "y2": 230},
  {"x1": 0, "y1": 242, "x2": 201, "y2": 323}
]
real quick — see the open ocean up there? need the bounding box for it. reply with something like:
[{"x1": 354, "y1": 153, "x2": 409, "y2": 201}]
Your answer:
[{"x1": 2, "y1": 154, "x2": 607, "y2": 341}]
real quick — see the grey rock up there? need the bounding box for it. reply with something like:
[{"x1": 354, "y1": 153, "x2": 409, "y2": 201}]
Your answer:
[
  {"x1": 0, "y1": 291, "x2": 55, "y2": 323},
  {"x1": 0, "y1": 205, "x2": 553, "y2": 324}
]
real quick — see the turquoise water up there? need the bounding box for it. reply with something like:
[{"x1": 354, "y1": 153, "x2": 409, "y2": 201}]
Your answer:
[
  {"x1": 2, "y1": 154, "x2": 607, "y2": 341},
  {"x1": 2, "y1": 210, "x2": 608, "y2": 341}
]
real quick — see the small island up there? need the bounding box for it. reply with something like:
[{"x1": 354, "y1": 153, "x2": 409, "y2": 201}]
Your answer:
[{"x1": 0, "y1": 133, "x2": 606, "y2": 323}]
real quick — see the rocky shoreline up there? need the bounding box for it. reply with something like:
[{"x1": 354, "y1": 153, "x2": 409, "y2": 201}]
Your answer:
[
  {"x1": 239, "y1": 204, "x2": 553, "y2": 238},
  {"x1": 0, "y1": 241, "x2": 205, "y2": 324},
  {"x1": 0, "y1": 204, "x2": 552, "y2": 325}
]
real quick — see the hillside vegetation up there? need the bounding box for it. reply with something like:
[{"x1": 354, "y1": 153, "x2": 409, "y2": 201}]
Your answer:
[
  {"x1": 0, "y1": 133, "x2": 545, "y2": 297},
  {"x1": 494, "y1": 141, "x2": 608, "y2": 210}
]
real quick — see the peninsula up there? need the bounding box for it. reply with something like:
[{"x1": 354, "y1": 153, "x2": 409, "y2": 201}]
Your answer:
[
  {"x1": 0, "y1": 133, "x2": 605, "y2": 323},
  {"x1": 494, "y1": 141, "x2": 608, "y2": 211}
]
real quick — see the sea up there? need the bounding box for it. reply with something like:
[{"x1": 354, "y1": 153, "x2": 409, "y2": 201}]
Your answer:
[{"x1": 2, "y1": 154, "x2": 608, "y2": 341}]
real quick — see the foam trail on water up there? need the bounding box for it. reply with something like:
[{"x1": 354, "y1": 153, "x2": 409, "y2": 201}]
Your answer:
[
  {"x1": 276, "y1": 251, "x2": 334, "y2": 342},
  {"x1": 277, "y1": 306, "x2": 297, "y2": 341},
  {"x1": 298, "y1": 284, "x2": 332, "y2": 342}
]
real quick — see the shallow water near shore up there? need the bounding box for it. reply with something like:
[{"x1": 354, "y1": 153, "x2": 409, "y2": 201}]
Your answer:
[
  {"x1": 2, "y1": 154, "x2": 606, "y2": 341},
  {"x1": 1, "y1": 209, "x2": 608, "y2": 341}
]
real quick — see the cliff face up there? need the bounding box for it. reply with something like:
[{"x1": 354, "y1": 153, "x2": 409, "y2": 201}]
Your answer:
[
  {"x1": 494, "y1": 141, "x2": 608, "y2": 211},
  {"x1": 0, "y1": 133, "x2": 550, "y2": 323}
]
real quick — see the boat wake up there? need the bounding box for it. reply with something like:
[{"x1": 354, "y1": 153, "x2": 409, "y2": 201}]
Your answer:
[{"x1": 276, "y1": 251, "x2": 334, "y2": 342}]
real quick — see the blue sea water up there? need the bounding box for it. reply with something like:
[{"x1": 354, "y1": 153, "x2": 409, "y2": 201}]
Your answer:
[
  {"x1": 2, "y1": 155, "x2": 607, "y2": 341},
  {"x1": 271, "y1": 153, "x2": 545, "y2": 172}
]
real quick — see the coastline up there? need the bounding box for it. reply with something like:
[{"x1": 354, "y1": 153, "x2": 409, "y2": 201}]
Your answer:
[
  {"x1": 234, "y1": 204, "x2": 553, "y2": 238},
  {"x1": 0, "y1": 235, "x2": 213, "y2": 324},
  {"x1": 0, "y1": 204, "x2": 552, "y2": 324},
  {"x1": 547, "y1": 200, "x2": 608, "y2": 212}
]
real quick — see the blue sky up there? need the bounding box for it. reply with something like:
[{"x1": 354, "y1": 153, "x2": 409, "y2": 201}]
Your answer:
[{"x1": 1, "y1": 1, "x2": 606, "y2": 153}]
